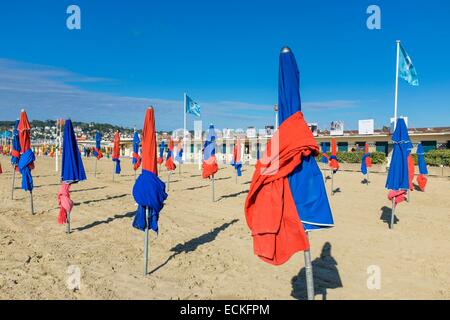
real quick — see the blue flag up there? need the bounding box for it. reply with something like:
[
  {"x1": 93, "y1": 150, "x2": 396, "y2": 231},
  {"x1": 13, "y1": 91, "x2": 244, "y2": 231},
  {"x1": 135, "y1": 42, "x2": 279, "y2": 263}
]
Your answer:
[
  {"x1": 186, "y1": 95, "x2": 201, "y2": 117},
  {"x1": 399, "y1": 43, "x2": 419, "y2": 86}
]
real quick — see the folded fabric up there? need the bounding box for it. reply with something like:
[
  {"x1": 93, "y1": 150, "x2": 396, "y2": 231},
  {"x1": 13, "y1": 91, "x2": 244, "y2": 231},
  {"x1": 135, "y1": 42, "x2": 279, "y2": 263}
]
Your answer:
[
  {"x1": 388, "y1": 190, "x2": 408, "y2": 207},
  {"x1": 57, "y1": 183, "x2": 73, "y2": 224},
  {"x1": 245, "y1": 111, "x2": 319, "y2": 266},
  {"x1": 132, "y1": 170, "x2": 168, "y2": 233},
  {"x1": 18, "y1": 149, "x2": 35, "y2": 191},
  {"x1": 417, "y1": 174, "x2": 427, "y2": 192},
  {"x1": 202, "y1": 156, "x2": 218, "y2": 179}
]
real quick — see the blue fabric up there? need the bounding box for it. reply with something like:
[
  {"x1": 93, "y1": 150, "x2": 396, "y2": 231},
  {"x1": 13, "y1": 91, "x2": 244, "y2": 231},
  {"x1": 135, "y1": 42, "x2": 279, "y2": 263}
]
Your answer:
[
  {"x1": 256, "y1": 143, "x2": 260, "y2": 160},
  {"x1": 386, "y1": 118, "x2": 410, "y2": 190},
  {"x1": 83, "y1": 146, "x2": 87, "y2": 157},
  {"x1": 361, "y1": 153, "x2": 370, "y2": 175},
  {"x1": 417, "y1": 143, "x2": 428, "y2": 175},
  {"x1": 321, "y1": 142, "x2": 328, "y2": 164},
  {"x1": 231, "y1": 158, "x2": 242, "y2": 176},
  {"x1": 61, "y1": 119, "x2": 87, "y2": 183},
  {"x1": 166, "y1": 148, "x2": 173, "y2": 161},
  {"x1": 18, "y1": 149, "x2": 35, "y2": 191},
  {"x1": 278, "y1": 48, "x2": 301, "y2": 125},
  {"x1": 113, "y1": 158, "x2": 121, "y2": 174},
  {"x1": 132, "y1": 169, "x2": 168, "y2": 233},
  {"x1": 175, "y1": 147, "x2": 183, "y2": 163},
  {"x1": 132, "y1": 132, "x2": 140, "y2": 165},
  {"x1": 159, "y1": 141, "x2": 165, "y2": 158},
  {"x1": 279, "y1": 47, "x2": 333, "y2": 231},
  {"x1": 203, "y1": 125, "x2": 216, "y2": 161},
  {"x1": 288, "y1": 155, "x2": 334, "y2": 231},
  {"x1": 11, "y1": 120, "x2": 20, "y2": 166},
  {"x1": 93, "y1": 131, "x2": 101, "y2": 157}
]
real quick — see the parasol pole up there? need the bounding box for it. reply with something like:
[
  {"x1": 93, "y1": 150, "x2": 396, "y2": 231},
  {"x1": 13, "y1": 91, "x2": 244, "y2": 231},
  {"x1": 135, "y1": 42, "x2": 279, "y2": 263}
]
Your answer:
[
  {"x1": 367, "y1": 168, "x2": 370, "y2": 185},
  {"x1": 167, "y1": 171, "x2": 171, "y2": 191},
  {"x1": 390, "y1": 196, "x2": 396, "y2": 229},
  {"x1": 134, "y1": 169, "x2": 137, "y2": 181},
  {"x1": 30, "y1": 191, "x2": 34, "y2": 215},
  {"x1": 66, "y1": 211, "x2": 71, "y2": 234},
  {"x1": 112, "y1": 161, "x2": 115, "y2": 182},
  {"x1": 143, "y1": 207, "x2": 149, "y2": 276},
  {"x1": 211, "y1": 175, "x2": 215, "y2": 202},
  {"x1": 94, "y1": 158, "x2": 98, "y2": 177},
  {"x1": 331, "y1": 171, "x2": 334, "y2": 196},
  {"x1": 11, "y1": 166, "x2": 16, "y2": 200},
  {"x1": 304, "y1": 232, "x2": 315, "y2": 300}
]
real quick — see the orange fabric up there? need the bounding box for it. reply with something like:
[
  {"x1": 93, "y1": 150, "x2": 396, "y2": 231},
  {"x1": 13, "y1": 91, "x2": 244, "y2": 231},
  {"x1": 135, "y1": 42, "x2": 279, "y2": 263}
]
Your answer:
[
  {"x1": 244, "y1": 111, "x2": 316, "y2": 266},
  {"x1": 233, "y1": 138, "x2": 241, "y2": 163},
  {"x1": 365, "y1": 143, "x2": 372, "y2": 167},
  {"x1": 417, "y1": 174, "x2": 427, "y2": 192},
  {"x1": 112, "y1": 131, "x2": 120, "y2": 160},
  {"x1": 407, "y1": 154, "x2": 415, "y2": 191},
  {"x1": 165, "y1": 138, "x2": 176, "y2": 171},
  {"x1": 141, "y1": 108, "x2": 158, "y2": 175},
  {"x1": 329, "y1": 138, "x2": 339, "y2": 171},
  {"x1": 202, "y1": 155, "x2": 218, "y2": 179}
]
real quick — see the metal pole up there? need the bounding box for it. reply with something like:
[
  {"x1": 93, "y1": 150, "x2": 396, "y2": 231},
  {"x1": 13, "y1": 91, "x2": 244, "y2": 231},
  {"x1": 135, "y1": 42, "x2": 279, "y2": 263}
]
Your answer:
[
  {"x1": 406, "y1": 189, "x2": 410, "y2": 203},
  {"x1": 183, "y1": 93, "x2": 187, "y2": 162},
  {"x1": 66, "y1": 212, "x2": 71, "y2": 234},
  {"x1": 112, "y1": 162, "x2": 115, "y2": 182},
  {"x1": 30, "y1": 191, "x2": 34, "y2": 215},
  {"x1": 212, "y1": 175, "x2": 215, "y2": 202},
  {"x1": 144, "y1": 208, "x2": 149, "y2": 276},
  {"x1": 134, "y1": 169, "x2": 137, "y2": 181},
  {"x1": 11, "y1": 167, "x2": 16, "y2": 200},
  {"x1": 390, "y1": 196, "x2": 396, "y2": 229},
  {"x1": 331, "y1": 171, "x2": 334, "y2": 196},
  {"x1": 167, "y1": 171, "x2": 171, "y2": 191},
  {"x1": 394, "y1": 40, "x2": 400, "y2": 130},
  {"x1": 367, "y1": 169, "x2": 370, "y2": 185},
  {"x1": 94, "y1": 158, "x2": 98, "y2": 177},
  {"x1": 304, "y1": 232, "x2": 315, "y2": 300}
]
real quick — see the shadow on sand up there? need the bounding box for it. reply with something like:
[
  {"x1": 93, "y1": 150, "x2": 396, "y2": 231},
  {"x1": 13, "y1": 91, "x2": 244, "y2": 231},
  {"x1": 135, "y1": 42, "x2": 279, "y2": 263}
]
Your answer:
[
  {"x1": 291, "y1": 242, "x2": 342, "y2": 300},
  {"x1": 148, "y1": 219, "x2": 239, "y2": 275},
  {"x1": 380, "y1": 206, "x2": 399, "y2": 227},
  {"x1": 218, "y1": 190, "x2": 249, "y2": 201},
  {"x1": 71, "y1": 186, "x2": 107, "y2": 193},
  {"x1": 74, "y1": 211, "x2": 135, "y2": 232},
  {"x1": 73, "y1": 194, "x2": 128, "y2": 206}
]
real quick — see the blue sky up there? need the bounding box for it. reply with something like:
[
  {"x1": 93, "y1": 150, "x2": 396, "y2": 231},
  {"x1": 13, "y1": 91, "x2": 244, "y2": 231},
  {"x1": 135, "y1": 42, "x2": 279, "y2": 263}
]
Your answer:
[{"x1": 0, "y1": 0, "x2": 449, "y2": 131}]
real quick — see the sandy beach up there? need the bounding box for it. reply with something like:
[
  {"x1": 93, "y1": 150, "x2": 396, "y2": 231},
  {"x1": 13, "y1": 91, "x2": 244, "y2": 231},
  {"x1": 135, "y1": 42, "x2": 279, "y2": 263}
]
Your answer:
[{"x1": 0, "y1": 155, "x2": 449, "y2": 300}]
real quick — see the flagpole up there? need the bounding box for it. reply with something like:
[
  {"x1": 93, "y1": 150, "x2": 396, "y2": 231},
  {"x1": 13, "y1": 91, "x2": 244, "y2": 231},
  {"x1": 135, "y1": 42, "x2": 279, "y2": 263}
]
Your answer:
[
  {"x1": 394, "y1": 40, "x2": 401, "y2": 130},
  {"x1": 183, "y1": 93, "x2": 187, "y2": 163},
  {"x1": 55, "y1": 120, "x2": 59, "y2": 173}
]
